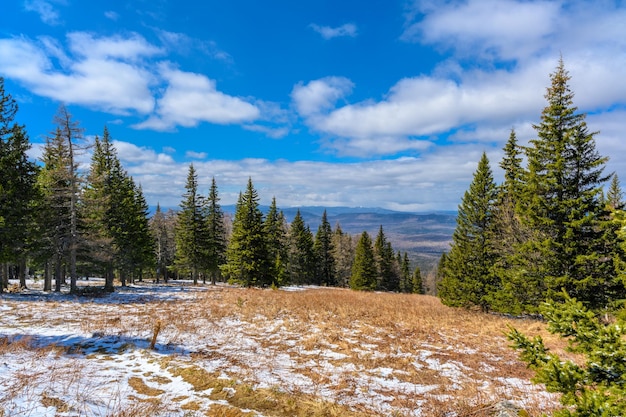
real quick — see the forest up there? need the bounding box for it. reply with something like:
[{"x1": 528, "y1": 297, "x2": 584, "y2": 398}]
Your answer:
[
  {"x1": 3, "y1": 58, "x2": 626, "y2": 416},
  {"x1": 0, "y1": 76, "x2": 422, "y2": 296}
]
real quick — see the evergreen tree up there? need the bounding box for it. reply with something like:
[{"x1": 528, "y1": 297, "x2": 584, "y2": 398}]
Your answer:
[
  {"x1": 50, "y1": 105, "x2": 85, "y2": 293},
  {"x1": 313, "y1": 210, "x2": 336, "y2": 286},
  {"x1": 438, "y1": 152, "x2": 498, "y2": 311},
  {"x1": 374, "y1": 225, "x2": 399, "y2": 291},
  {"x1": 399, "y1": 252, "x2": 411, "y2": 293},
  {"x1": 0, "y1": 78, "x2": 39, "y2": 290},
  {"x1": 411, "y1": 266, "x2": 423, "y2": 294},
  {"x1": 350, "y1": 231, "x2": 377, "y2": 291},
  {"x1": 509, "y1": 295, "x2": 626, "y2": 416},
  {"x1": 520, "y1": 58, "x2": 613, "y2": 308},
  {"x1": 264, "y1": 197, "x2": 288, "y2": 287},
  {"x1": 222, "y1": 178, "x2": 269, "y2": 287},
  {"x1": 175, "y1": 164, "x2": 209, "y2": 284},
  {"x1": 606, "y1": 174, "x2": 624, "y2": 211},
  {"x1": 39, "y1": 128, "x2": 73, "y2": 292},
  {"x1": 205, "y1": 177, "x2": 226, "y2": 285},
  {"x1": 288, "y1": 209, "x2": 316, "y2": 285},
  {"x1": 332, "y1": 224, "x2": 354, "y2": 287}
]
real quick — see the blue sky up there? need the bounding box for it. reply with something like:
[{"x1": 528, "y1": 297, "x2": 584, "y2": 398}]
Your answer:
[{"x1": 1, "y1": 0, "x2": 626, "y2": 211}]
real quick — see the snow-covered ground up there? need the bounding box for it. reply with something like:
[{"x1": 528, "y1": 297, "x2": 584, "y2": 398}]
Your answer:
[{"x1": 0, "y1": 281, "x2": 559, "y2": 416}]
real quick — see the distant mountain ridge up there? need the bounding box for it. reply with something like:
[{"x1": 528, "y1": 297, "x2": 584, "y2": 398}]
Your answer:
[{"x1": 151, "y1": 205, "x2": 457, "y2": 270}]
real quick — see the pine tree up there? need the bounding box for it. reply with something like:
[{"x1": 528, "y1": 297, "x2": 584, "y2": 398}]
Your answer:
[
  {"x1": 509, "y1": 294, "x2": 626, "y2": 416},
  {"x1": 374, "y1": 225, "x2": 399, "y2": 291},
  {"x1": 222, "y1": 178, "x2": 269, "y2": 287},
  {"x1": 350, "y1": 231, "x2": 377, "y2": 291},
  {"x1": 438, "y1": 152, "x2": 498, "y2": 311},
  {"x1": 175, "y1": 164, "x2": 209, "y2": 285},
  {"x1": 39, "y1": 128, "x2": 73, "y2": 292},
  {"x1": 50, "y1": 105, "x2": 85, "y2": 293},
  {"x1": 264, "y1": 197, "x2": 288, "y2": 287},
  {"x1": 399, "y1": 252, "x2": 411, "y2": 293},
  {"x1": 0, "y1": 78, "x2": 39, "y2": 290},
  {"x1": 288, "y1": 209, "x2": 316, "y2": 285},
  {"x1": 606, "y1": 174, "x2": 624, "y2": 211},
  {"x1": 205, "y1": 177, "x2": 226, "y2": 284},
  {"x1": 521, "y1": 58, "x2": 613, "y2": 308},
  {"x1": 313, "y1": 210, "x2": 336, "y2": 286},
  {"x1": 411, "y1": 266, "x2": 423, "y2": 294}
]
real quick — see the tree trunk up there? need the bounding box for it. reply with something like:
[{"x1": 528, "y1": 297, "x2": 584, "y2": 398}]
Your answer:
[
  {"x1": 105, "y1": 264, "x2": 114, "y2": 292},
  {"x1": 19, "y1": 257, "x2": 27, "y2": 289},
  {"x1": 1, "y1": 263, "x2": 7, "y2": 291},
  {"x1": 44, "y1": 260, "x2": 52, "y2": 291}
]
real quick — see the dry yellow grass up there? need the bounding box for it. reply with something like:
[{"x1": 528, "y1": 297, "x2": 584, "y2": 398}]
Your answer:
[{"x1": 0, "y1": 283, "x2": 564, "y2": 416}]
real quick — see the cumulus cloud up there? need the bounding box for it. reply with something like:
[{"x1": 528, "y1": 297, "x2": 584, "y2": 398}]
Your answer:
[
  {"x1": 292, "y1": 76, "x2": 354, "y2": 117},
  {"x1": 309, "y1": 23, "x2": 358, "y2": 40},
  {"x1": 132, "y1": 64, "x2": 260, "y2": 130},
  {"x1": 0, "y1": 33, "x2": 159, "y2": 114},
  {"x1": 186, "y1": 150, "x2": 208, "y2": 159}
]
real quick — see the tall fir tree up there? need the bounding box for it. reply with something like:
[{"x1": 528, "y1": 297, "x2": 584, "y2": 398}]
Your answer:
[
  {"x1": 313, "y1": 210, "x2": 336, "y2": 286},
  {"x1": 287, "y1": 209, "x2": 316, "y2": 285},
  {"x1": 0, "y1": 78, "x2": 39, "y2": 290},
  {"x1": 222, "y1": 178, "x2": 269, "y2": 287},
  {"x1": 175, "y1": 164, "x2": 209, "y2": 285},
  {"x1": 205, "y1": 177, "x2": 226, "y2": 284},
  {"x1": 606, "y1": 174, "x2": 624, "y2": 211},
  {"x1": 264, "y1": 197, "x2": 288, "y2": 287},
  {"x1": 350, "y1": 231, "x2": 378, "y2": 291},
  {"x1": 374, "y1": 225, "x2": 399, "y2": 291},
  {"x1": 520, "y1": 58, "x2": 614, "y2": 308},
  {"x1": 438, "y1": 152, "x2": 498, "y2": 311}
]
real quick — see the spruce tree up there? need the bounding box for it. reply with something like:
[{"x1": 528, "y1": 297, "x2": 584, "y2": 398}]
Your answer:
[
  {"x1": 175, "y1": 164, "x2": 209, "y2": 285},
  {"x1": 313, "y1": 210, "x2": 336, "y2": 286},
  {"x1": 606, "y1": 174, "x2": 624, "y2": 211},
  {"x1": 374, "y1": 226, "x2": 399, "y2": 291},
  {"x1": 205, "y1": 177, "x2": 226, "y2": 285},
  {"x1": 521, "y1": 58, "x2": 613, "y2": 308},
  {"x1": 288, "y1": 209, "x2": 316, "y2": 285},
  {"x1": 350, "y1": 231, "x2": 377, "y2": 291},
  {"x1": 438, "y1": 152, "x2": 498, "y2": 311},
  {"x1": 222, "y1": 178, "x2": 269, "y2": 287},
  {"x1": 0, "y1": 78, "x2": 39, "y2": 290},
  {"x1": 411, "y1": 266, "x2": 423, "y2": 294},
  {"x1": 264, "y1": 197, "x2": 288, "y2": 287}
]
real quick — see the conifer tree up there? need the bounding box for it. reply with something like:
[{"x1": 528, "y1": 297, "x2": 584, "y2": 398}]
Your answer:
[
  {"x1": 0, "y1": 78, "x2": 39, "y2": 290},
  {"x1": 350, "y1": 231, "x2": 377, "y2": 291},
  {"x1": 205, "y1": 177, "x2": 226, "y2": 285},
  {"x1": 175, "y1": 164, "x2": 209, "y2": 284},
  {"x1": 438, "y1": 152, "x2": 498, "y2": 311},
  {"x1": 51, "y1": 105, "x2": 85, "y2": 293},
  {"x1": 399, "y1": 252, "x2": 411, "y2": 293},
  {"x1": 264, "y1": 197, "x2": 288, "y2": 287},
  {"x1": 606, "y1": 174, "x2": 624, "y2": 211},
  {"x1": 222, "y1": 178, "x2": 269, "y2": 287},
  {"x1": 313, "y1": 210, "x2": 336, "y2": 286},
  {"x1": 411, "y1": 266, "x2": 423, "y2": 294},
  {"x1": 520, "y1": 58, "x2": 613, "y2": 308},
  {"x1": 374, "y1": 225, "x2": 399, "y2": 291},
  {"x1": 288, "y1": 209, "x2": 316, "y2": 285}
]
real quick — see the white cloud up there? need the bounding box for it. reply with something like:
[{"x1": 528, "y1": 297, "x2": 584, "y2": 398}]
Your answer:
[
  {"x1": 155, "y1": 29, "x2": 233, "y2": 63},
  {"x1": 186, "y1": 150, "x2": 208, "y2": 159},
  {"x1": 0, "y1": 34, "x2": 158, "y2": 114},
  {"x1": 310, "y1": 23, "x2": 358, "y2": 40},
  {"x1": 133, "y1": 64, "x2": 260, "y2": 130},
  {"x1": 292, "y1": 77, "x2": 354, "y2": 117},
  {"x1": 104, "y1": 11, "x2": 119, "y2": 21},
  {"x1": 24, "y1": 0, "x2": 64, "y2": 25}
]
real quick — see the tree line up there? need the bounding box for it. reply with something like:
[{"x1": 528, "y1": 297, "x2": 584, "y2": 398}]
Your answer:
[
  {"x1": 0, "y1": 77, "x2": 422, "y2": 294},
  {"x1": 438, "y1": 59, "x2": 626, "y2": 314}
]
